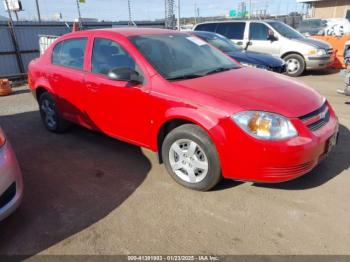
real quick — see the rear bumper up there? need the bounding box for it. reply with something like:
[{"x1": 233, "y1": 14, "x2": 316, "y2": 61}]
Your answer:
[
  {"x1": 0, "y1": 141, "x2": 23, "y2": 221},
  {"x1": 305, "y1": 55, "x2": 334, "y2": 70},
  {"x1": 218, "y1": 106, "x2": 339, "y2": 183}
]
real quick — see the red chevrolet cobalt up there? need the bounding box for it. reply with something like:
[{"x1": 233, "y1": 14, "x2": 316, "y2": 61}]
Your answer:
[{"x1": 28, "y1": 28, "x2": 338, "y2": 191}]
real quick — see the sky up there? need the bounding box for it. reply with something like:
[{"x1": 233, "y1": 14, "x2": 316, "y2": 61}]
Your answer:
[{"x1": 1, "y1": 0, "x2": 304, "y2": 21}]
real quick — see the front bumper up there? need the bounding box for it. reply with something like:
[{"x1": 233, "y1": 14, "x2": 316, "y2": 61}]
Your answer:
[
  {"x1": 0, "y1": 141, "x2": 23, "y2": 221},
  {"x1": 218, "y1": 106, "x2": 338, "y2": 183},
  {"x1": 305, "y1": 55, "x2": 334, "y2": 70}
]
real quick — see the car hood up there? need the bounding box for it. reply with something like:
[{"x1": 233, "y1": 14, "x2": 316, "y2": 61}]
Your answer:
[
  {"x1": 175, "y1": 67, "x2": 324, "y2": 118},
  {"x1": 294, "y1": 37, "x2": 330, "y2": 49},
  {"x1": 227, "y1": 51, "x2": 284, "y2": 67}
]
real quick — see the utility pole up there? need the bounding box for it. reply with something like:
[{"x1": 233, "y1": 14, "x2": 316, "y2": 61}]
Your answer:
[
  {"x1": 177, "y1": 0, "x2": 180, "y2": 31},
  {"x1": 76, "y1": 0, "x2": 82, "y2": 29},
  {"x1": 4, "y1": 0, "x2": 13, "y2": 22},
  {"x1": 35, "y1": 0, "x2": 41, "y2": 22},
  {"x1": 249, "y1": 0, "x2": 252, "y2": 19}
]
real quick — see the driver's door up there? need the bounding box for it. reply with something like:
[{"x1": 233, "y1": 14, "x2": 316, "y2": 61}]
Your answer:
[
  {"x1": 247, "y1": 22, "x2": 281, "y2": 56},
  {"x1": 84, "y1": 37, "x2": 152, "y2": 147}
]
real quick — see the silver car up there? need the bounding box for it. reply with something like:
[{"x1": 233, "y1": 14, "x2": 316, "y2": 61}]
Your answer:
[
  {"x1": 194, "y1": 20, "x2": 334, "y2": 77},
  {"x1": 0, "y1": 126, "x2": 23, "y2": 221}
]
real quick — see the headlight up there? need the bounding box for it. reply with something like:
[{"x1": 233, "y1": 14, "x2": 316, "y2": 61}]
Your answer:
[
  {"x1": 308, "y1": 49, "x2": 327, "y2": 56},
  {"x1": 232, "y1": 111, "x2": 298, "y2": 140},
  {"x1": 0, "y1": 127, "x2": 6, "y2": 147}
]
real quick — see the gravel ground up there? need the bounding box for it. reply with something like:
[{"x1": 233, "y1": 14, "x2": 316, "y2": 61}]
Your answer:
[{"x1": 0, "y1": 70, "x2": 349, "y2": 257}]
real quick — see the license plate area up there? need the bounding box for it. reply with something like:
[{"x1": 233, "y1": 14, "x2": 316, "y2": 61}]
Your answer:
[{"x1": 325, "y1": 132, "x2": 338, "y2": 155}]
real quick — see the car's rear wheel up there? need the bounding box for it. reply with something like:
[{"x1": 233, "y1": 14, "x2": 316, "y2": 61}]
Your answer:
[
  {"x1": 284, "y1": 54, "x2": 305, "y2": 77},
  {"x1": 162, "y1": 124, "x2": 222, "y2": 191},
  {"x1": 39, "y1": 92, "x2": 70, "y2": 133}
]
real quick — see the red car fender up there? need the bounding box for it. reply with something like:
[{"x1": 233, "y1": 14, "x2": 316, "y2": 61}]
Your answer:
[{"x1": 153, "y1": 107, "x2": 228, "y2": 161}]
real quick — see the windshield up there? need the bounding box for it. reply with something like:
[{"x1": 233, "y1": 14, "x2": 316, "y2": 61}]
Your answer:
[
  {"x1": 199, "y1": 34, "x2": 242, "y2": 53},
  {"x1": 268, "y1": 21, "x2": 304, "y2": 39},
  {"x1": 130, "y1": 34, "x2": 239, "y2": 80}
]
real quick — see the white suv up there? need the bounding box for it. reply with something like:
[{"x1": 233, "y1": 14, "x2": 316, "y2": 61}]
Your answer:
[{"x1": 194, "y1": 20, "x2": 334, "y2": 77}]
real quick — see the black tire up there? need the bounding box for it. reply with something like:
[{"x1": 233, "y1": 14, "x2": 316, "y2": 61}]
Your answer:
[
  {"x1": 39, "y1": 92, "x2": 70, "y2": 133},
  {"x1": 162, "y1": 124, "x2": 222, "y2": 191},
  {"x1": 284, "y1": 54, "x2": 305, "y2": 77}
]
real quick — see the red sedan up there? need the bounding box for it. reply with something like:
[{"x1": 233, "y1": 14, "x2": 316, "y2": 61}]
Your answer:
[{"x1": 28, "y1": 28, "x2": 339, "y2": 191}]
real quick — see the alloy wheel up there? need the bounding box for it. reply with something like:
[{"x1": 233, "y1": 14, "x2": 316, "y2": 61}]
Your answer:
[{"x1": 168, "y1": 139, "x2": 209, "y2": 183}]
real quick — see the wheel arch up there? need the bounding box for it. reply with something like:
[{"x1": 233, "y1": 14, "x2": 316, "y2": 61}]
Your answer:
[
  {"x1": 281, "y1": 51, "x2": 305, "y2": 61},
  {"x1": 155, "y1": 110, "x2": 226, "y2": 164}
]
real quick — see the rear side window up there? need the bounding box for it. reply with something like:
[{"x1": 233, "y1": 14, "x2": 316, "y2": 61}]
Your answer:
[
  {"x1": 91, "y1": 38, "x2": 136, "y2": 75},
  {"x1": 52, "y1": 38, "x2": 87, "y2": 70},
  {"x1": 249, "y1": 23, "x2": 269, "y2": 40},
  {"x1": 216, "y1": 22, "x2": 246, "y2": 40},
  {"x1": 195, "y1": 23, "x2": 218, "y2": 32},
  {"x1": 346, "y1": 10, "x2": 350, "y2": 21}
]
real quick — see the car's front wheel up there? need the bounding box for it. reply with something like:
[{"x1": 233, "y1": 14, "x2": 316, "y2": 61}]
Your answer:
[
  {"x1": 284, "y1": 54, "x2": 305, "y2": 77},
  {"x1": 162, "y1": 124, "x2": 222, "y2": 191},
  {"x1": 39, "y1": 92, "x2": 70, "y2": 133}
]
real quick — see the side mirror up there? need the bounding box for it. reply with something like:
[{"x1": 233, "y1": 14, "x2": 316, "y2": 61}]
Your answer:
[
  {"x1": 107, "y1": 67, "x2": 143, "y2": 84},
  {"x1": 267, "y1": 29, "x2": 278, "y2": 41}
]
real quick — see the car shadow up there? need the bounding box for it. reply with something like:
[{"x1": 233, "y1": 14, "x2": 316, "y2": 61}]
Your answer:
[
  {"x1": 0, "y1": 110, "x2": 151, "y2": 256},
  {"x1": 302, "y1": 68, "x2": 341, "y2": 76},
  {"x1": 253, "y1": 124, "x2": 350, "y2": 190}
]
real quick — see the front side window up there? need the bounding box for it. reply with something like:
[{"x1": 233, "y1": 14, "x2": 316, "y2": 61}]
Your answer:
[
  {"x1": 52, "y1": 38, "x2": 87, "y2": 70},
  {"x1": 250, "y1": 23, "x2": 269, "y2": 40},
  {"x1": 216, "y1": 22, "x2": 246, "y2": 40},
  {"x1": 203, "y1": 34, "x2": 241, "y2": 53},
  {"x1": 91, "y1": 38, "x2": 136, "y2": 75},
  {"x1": 130, "y1": 34, "x2": 239, "y2": 81}
]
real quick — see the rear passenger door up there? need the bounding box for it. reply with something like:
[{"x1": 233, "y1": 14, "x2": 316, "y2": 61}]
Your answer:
[
  {"x1": 216, "y1": 22, "x2": 247, "y2": 48},
  {"x1": 49, "y1": 37, "x2": 91, "y2": 126},
  {"x1": 247, "y1": 22, "x2": 281, "y2": 56}
]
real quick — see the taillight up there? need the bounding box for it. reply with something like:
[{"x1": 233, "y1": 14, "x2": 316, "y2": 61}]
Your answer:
[
  {"x1": 0, "y1": 127, "x2": 6, "y2": 147},
  {"x1": 28, "y1": 74, "x2": 33, "y2": 88}
]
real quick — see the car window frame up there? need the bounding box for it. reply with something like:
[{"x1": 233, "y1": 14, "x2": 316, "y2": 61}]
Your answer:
[
  {"x1": 51, "y1": 37, "x2": 88, "y2": 71},
  {"x1": 216, "y1": 22, "x2": 246, "y2": 40},
  {"x1": 89, "y1": 36, "x2": 144, "y2": 82},
  {"x1": 249, "y1": 22, "x2": 270, "y2": 41}
]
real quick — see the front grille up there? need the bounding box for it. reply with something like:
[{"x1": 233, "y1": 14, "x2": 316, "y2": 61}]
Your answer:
[
  {"x1": 327, "y1": 48, "x2": 333, "y2": 55},
  {"x1": 299, "y1": 102, "x2": 330, "y2": 131},
  {"x1": 269, "y1": 64, "x2": 286, "y2": 73},
  {"x1": 307, "y1": 110, "x2": 330, "y2": 131},
  {"x1": 0, "y1": 182, "x2": 16, "y2": 209}
]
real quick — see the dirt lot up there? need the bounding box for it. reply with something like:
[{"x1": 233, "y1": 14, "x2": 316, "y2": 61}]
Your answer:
[{"x1": 0, "y1": 70, "x2": 349, "y2": 256}]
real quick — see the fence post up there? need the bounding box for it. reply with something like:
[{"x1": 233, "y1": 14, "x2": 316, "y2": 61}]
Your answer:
[{"x1": 7, "y1": 21, "x2": 25, "y2": 74}]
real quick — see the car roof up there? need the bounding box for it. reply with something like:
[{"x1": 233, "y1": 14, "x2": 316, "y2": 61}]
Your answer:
[
  {"x1": 88, "y1": 27, "x2": 183, "y2": 37},
  {"x1": 195, "y1": 20, "x2": 277, "y2": 26}
]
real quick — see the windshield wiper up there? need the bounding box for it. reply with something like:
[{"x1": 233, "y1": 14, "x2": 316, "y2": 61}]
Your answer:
[
  {"x1": 202, "y1": 66, "x2": 236, "y2": 76},
  {"x1": 166, "y1": 74, "x2": 204, "y2": 81}
]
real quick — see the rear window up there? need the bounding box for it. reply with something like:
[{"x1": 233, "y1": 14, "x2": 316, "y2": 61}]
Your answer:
[
  {"x1": 347, "y1": 10, "x2": 350, "y2": 21},
  {"x1": 216, "y1": 22, "x2": 246, "y2": 40},
  {"x1": 52, "y1": 38, "x2": 87, "y2": 70},
  {"x1": 194, "y1": 23, "x2": 218, "y2": 32}
]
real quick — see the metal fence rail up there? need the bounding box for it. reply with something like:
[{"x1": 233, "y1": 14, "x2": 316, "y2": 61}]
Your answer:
[{"x1": 0, "y1": 21, "x2": 165, "y2": 79}]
